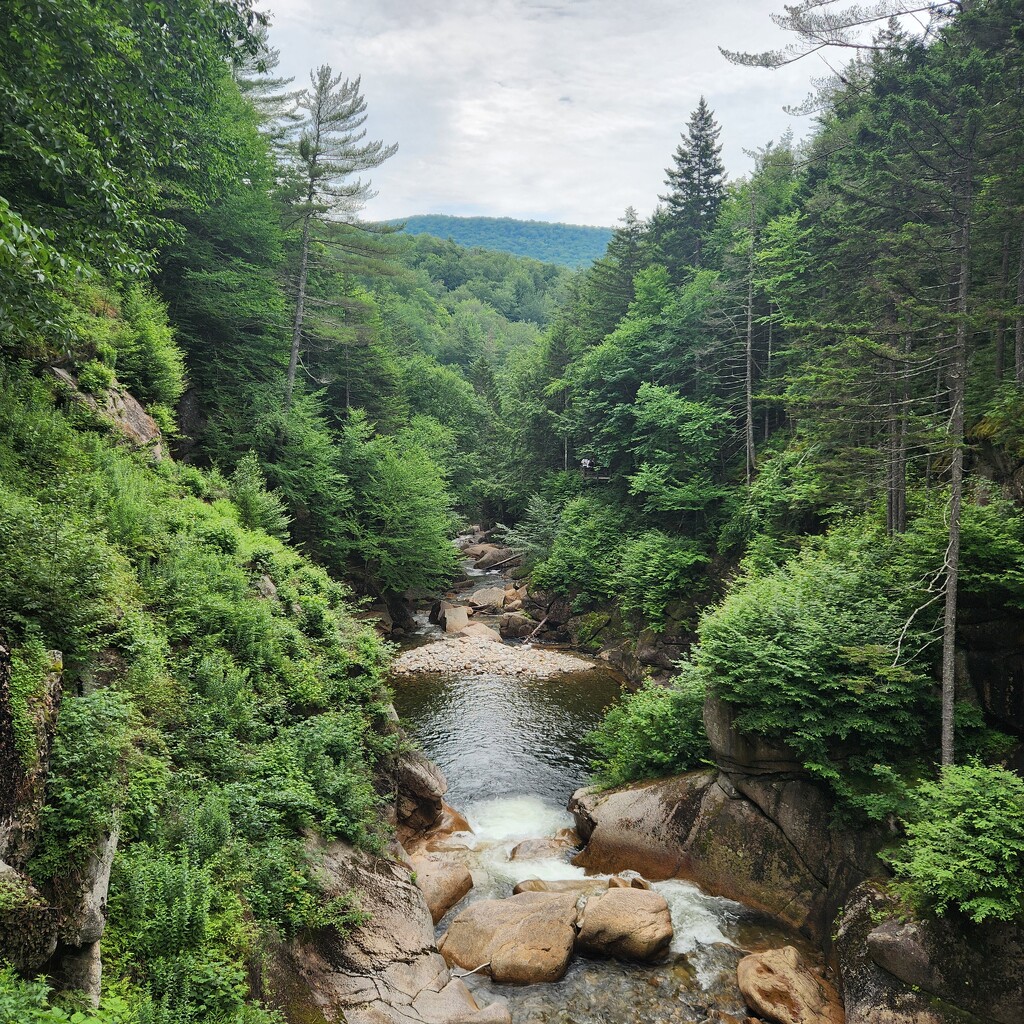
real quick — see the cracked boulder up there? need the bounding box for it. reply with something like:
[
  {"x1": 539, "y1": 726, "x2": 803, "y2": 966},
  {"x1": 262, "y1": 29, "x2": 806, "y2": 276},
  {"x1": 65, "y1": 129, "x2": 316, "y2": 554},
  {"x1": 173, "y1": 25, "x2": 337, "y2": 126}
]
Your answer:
[
  {"x1": 737, "y1": 945, "x2": 844, "y2": 1024},
  {"x1": 439, "y1": 891, "x2": 579, "y2": 985},
  {"x1": 269, "y1": 838, "x2": 508, "y2": 1024}
]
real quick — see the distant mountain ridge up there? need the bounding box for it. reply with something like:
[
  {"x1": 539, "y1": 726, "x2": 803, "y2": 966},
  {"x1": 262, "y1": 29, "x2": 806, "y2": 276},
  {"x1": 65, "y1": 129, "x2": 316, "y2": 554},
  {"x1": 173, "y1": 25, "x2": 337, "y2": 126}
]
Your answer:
[{"x1": 390, "y1": 214, "x2": 612, "y2": 268}]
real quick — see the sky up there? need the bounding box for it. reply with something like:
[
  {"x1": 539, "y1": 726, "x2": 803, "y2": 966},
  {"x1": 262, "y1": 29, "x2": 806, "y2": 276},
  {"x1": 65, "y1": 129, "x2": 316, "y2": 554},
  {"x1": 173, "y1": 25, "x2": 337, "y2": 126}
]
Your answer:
[{"x1": 263, "y1": 0, "x2": 822, "y2": 227}]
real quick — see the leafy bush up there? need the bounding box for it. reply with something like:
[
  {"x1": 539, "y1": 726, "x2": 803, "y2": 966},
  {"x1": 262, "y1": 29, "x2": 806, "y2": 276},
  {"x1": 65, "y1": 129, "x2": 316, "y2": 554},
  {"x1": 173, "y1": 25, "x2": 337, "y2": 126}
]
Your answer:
[
  {"x1": 588, "y1": 666, "x2": 709, "y2": 788},
  {"x1": 77, "y1": 359, "x2": 116, "y2": 396},
  {"x1": 116, "y1": 286, "x2": 186, "y2": 410},
  {"x1": 887, "y1": 762, "x2": 1024, "y2": 923},
  {"x1": 229, "y1": 453, "x2": 290, "y2": 539},
  {"x1": 0, "y1": 965, "x2": 137, "y2": 1023},
  {"x1": 696, "y1": 526, "x2": 934, "y2": 816},
  {"x1": 532, "y1": 496, "x2": 627, "y2": 604},
  {"x1": 619, "y1": 530, "x2": 708, "y2": 628}
]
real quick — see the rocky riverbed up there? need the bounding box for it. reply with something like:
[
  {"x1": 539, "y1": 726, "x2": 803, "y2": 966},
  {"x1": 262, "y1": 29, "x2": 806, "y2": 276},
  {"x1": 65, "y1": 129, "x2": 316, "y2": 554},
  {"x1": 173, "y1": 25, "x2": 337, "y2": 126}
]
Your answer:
[{"x1": 392, "y1": 635, "x2": 597, "y2": 678}]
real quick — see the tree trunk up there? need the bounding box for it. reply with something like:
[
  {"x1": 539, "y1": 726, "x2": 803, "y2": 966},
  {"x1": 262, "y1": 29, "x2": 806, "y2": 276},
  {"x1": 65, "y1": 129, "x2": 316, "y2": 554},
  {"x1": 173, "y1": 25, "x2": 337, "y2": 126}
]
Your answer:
[
  {"x1": 1015, "y1": 227, "x2": 1024, "y2": 386},
  {"x1": 286, "y1": 211, "x2": 313, "y2": 412},
  {"x1": 995, "y1": 229, "x2": 1010, "y2": 381},
  {"x1": 940, "y1": 188, "x2": 972, "y2": 767}
]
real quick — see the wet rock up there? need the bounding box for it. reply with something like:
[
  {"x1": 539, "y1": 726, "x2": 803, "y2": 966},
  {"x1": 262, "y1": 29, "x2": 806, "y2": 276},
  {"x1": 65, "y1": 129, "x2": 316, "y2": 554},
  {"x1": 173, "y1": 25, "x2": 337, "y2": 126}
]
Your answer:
[
  {"x1": 439, "y1": 891, "x2": 579, "y2": 985},
  {"x1": 468, "y1": 586, "x2": 506, "y2": 611},
  {"x1": 837, "y1": 882, "x2": 1024, "y2": 1024},
  {"x1": 576, "y1": 888, "x2": 674, "y2": 962},
  {"x1": 607, "y1": 871, "x2": 652, "y2": 890},
  {"x1": 474, "y1": 546, "x2": 518, "y2": 570},
  {"x1": 395, "y1": 748, "x2": 447, "y2": 839},
  {"x1": 736, "y1": 946, "x2": 843, "y2": 1024},
  {"x1": 569, "y1": 771, "x2": 716, "y2": 879},
  {"x1": 269, "y1": 839, "x2": 503, "y2": 1024},
  {"x1": 512, "y1": 878, "x2": 608, "y2": 896},
  {"x1": 509, "y1": 828, "x2": 579, "y2": 861},
  {"x1": 430, "y1": 600, "x2": 456, "y2": 625},
  {"x1": 410, "y1": 853, "x2": 474, "y2": 925}
]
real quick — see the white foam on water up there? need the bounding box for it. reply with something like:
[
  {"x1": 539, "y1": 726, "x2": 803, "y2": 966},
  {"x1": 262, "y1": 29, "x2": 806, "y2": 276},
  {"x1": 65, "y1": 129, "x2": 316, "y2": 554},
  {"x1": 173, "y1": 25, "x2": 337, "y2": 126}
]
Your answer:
[{"x1": 465, "y1": 793, "x2": 573, "y2": 844}]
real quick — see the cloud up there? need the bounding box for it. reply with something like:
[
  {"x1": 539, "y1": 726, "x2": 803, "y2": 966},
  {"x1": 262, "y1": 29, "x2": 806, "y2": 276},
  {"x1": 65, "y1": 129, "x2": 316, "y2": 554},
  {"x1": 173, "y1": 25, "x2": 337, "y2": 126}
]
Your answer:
[{"x1": 264, "y1": 0, "x2": 818, "y2": 224}]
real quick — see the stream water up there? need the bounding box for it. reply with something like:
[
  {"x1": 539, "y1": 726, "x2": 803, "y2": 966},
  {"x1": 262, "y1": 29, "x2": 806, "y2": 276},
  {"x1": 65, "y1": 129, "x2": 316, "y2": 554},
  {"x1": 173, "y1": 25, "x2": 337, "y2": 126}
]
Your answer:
[{"x1": 391, "y1": 565, "x2": 803, "y2": 1024}]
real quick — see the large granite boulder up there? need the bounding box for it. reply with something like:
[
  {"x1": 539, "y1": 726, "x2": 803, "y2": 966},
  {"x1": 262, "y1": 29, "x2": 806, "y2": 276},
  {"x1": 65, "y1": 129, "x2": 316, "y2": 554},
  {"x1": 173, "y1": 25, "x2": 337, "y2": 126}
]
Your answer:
[
  {"x1": 836, "y1": 882, "x2": 1024, "y2": 1024},
  {"x1": 395, "y1": 748, "x2": 448, "y2": 840},
  {"x1": 703, "y1": 695, "x2": 804, "y2": 775},
  {"x1": 509, "y1": 828, "x2": 579, "y2": 861},
  {"x1": 575, "y1": 888, "x2": 673, "y2": 962},
  {"x1": 270, "y1": 839, "x2": 508, "y2": 1024},
  {"x1": 570, "y1": 771, "x2": 716, "y2": 879},
  {"x1": 439, "y1": 892, "x2": 579, "y2": 985},
  {"x1": 410, "y1": 853, "x2": 474, "y2": 925},
  {"x1": 736, "y1": 946, "x2": 844, "y2": 1024},
  {"x1": 468, "y1": 587, "x2": 506, "y2": 611}
]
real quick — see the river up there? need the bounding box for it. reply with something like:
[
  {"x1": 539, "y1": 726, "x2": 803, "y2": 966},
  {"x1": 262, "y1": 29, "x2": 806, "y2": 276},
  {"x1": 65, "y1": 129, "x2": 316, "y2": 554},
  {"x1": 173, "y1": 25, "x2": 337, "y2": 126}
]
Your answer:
[{"x1": 391, "y1": 564, "x2": 803, "y2": 1024}]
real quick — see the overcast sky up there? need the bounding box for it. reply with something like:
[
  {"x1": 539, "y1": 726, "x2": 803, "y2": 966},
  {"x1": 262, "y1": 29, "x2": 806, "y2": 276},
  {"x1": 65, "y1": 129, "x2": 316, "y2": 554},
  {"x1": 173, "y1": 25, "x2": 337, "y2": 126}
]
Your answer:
[{"x1": 263, "y1": 0, "x2": 821, "y2": 227}]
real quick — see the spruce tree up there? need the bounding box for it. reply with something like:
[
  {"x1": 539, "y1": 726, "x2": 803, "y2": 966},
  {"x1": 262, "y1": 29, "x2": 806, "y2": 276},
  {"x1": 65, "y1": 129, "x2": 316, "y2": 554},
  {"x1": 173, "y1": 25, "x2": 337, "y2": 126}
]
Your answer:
[{"x1": 657, "y1": 97, "x2": 726, "y2": 273}]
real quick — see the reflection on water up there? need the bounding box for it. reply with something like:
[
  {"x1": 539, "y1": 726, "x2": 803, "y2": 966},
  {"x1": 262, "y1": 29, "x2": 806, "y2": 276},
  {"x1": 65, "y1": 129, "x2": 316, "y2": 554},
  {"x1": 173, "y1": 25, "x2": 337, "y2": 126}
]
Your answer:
[{"x1": 391, "y1": 667, "x2": 624, "y2": 808}]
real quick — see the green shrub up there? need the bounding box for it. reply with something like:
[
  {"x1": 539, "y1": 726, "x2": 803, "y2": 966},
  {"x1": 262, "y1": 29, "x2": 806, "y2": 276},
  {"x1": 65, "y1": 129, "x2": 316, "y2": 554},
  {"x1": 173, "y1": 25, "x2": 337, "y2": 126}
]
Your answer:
[
  {"x1": 696, "y1": 526, "x2": 934, "y2": 816},
  {"x1": 887, "y1": 762, "x2": 1024, "y2": 923},
  {"x1": 0, "y1": 965, "x2": 138, "y2": 1023},
  {"x1": 533, "y1": 496, "x2": 626, "y2": 604},
  {"x1": 619, "y1": 530, "x2": 708, "y2": 628},
  {"x1": 117, "y1": 286, "x2": 187, "y2": 410},
  {"x1": 588, "y1": 666, "x2": 709, "y2": 788},
  {"x1": 77, "y1": 359, "x2": 116, "y2": 396},
  {"x1": 229, "y1": 453, "x2": 290, "y2": 540}
]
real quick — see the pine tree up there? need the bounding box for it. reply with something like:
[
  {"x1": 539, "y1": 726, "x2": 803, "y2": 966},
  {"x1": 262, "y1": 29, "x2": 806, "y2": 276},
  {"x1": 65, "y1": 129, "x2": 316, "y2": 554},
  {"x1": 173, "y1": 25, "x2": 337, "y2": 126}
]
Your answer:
[
  {"x1": 657, "y1": 98, "x2": 726, "y2": 274},
  {"x1": 285, "y1": 65, "x2": 397, "y2": 410}
]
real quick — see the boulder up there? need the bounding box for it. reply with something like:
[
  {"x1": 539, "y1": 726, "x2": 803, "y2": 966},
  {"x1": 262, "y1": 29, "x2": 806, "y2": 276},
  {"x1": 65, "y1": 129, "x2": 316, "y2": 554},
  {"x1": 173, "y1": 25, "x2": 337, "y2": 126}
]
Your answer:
[
  {"x1": 570, "y1": 771, "x2": 716, "y2": 879},
  {"x1": 576, "y1": 888, "x2": 673, "y2": 962},
  {"x1": 736, "y1": 946, "x2": 844, "y2": 1024},
  {"x1": 704, "y1": 695, "x2": 804, "y2": 775},
  {"x1": 512, "y1": 878, "x2": 608, "y2": 896},
  {"x1": 461, "y1": 622, "x2": 502, "y2": 643},
  {"x1": 439, "y1": 892, "x2": 578, "y2": 985},
  {"x1": 430, "y1": 600, "x2": 456, "y2": 625},
  {"x1": 269, "y1": 839, "x2": 507, "y2": 1024},
  {"x1": 504, "y1": 599, "x2": 523, "y2": 613},
  {"x1": 474, "y1": 546, "x2": 518, "y2": 570},
  {"x1": 509, "y1": 828, "x2": 579, "y2": 861},
  {"x1": 499, "y1": 613, "x2": 535, "y2": 639},
  {"x1": 837, "y1": 882, "x2": 1024, "y2": 1024},
  {"x1": 468, "y1": 587, "x2": 506, "y2": 611},
  {"x1": 410, "y1": 854, "x2": 474, "y2": 925},
  {"x1": 441, "y1": 606, "x2": 471, "y2": 634},
  {"x1": 395, "y1": 749, "x2": 448, "y2": 839}
]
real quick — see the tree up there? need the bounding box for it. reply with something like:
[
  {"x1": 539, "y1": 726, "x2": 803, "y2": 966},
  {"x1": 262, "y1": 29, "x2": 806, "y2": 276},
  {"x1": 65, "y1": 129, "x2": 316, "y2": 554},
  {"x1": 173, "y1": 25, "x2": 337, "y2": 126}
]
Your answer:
[
  {"x1": 656, "y1": 97, "x2": 727, "y2": 273},
  {"x1": 285, "y1": 66, "x2": 397, "y2": 410}
]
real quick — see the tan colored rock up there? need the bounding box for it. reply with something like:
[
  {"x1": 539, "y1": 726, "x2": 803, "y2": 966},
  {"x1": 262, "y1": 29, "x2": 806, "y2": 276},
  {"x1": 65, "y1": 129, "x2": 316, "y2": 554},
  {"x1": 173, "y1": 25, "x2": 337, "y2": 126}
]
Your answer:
[
  {"x1": 607, "y1": 872, "x2": 652, "y2": 890},
  {"x1": 468, "y1": 586, "x2": 506, "y2": 610},
  {"x1": 411, "y1": 854, "x2": 474, "y2": 925},
  {"x1": 439, "y1": 892, "x2": 578, "y2": 985},
  {"x1": 442, "y1": 605, "x2": 470, "y2": 633},
  {"x1": 504, "y1": 599, "x2": 523, "y2": 613},
  {"x1": 576, "y1": 888, "x2": 673, "y2": 963},
  {"x1": 269, "y1": 839, "x2": 503, "y2": 1024},
  {"x1": 395, "y1": 749, "x2": 448, "y2": 841},
  {"x1": 499, "y1": 612, "x2": 535, "y2": 639},
  {"x1": 512, "y1": 878, "x2": 608, "y2": 896},
  {"x1": 737, "y1": 946, "x2": 844, "y2": 1024},
  {"x1": 461, "y1": 622, "x2": 502, "y2": 642},
  {"x1": 509, "y1": 828, "x2": 579, "y2": 861},
  {"x1": 474, "y1": 546, "x2": 518, "y2": 569}
]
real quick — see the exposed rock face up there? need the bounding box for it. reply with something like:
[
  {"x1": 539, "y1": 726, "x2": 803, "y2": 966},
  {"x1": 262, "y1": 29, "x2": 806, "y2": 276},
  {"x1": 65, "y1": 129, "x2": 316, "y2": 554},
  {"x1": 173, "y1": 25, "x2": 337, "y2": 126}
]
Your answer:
[
  {"x1": 575, "y1": 888, "x2": 673, "y2": 962},
  {"x1": 410, "y1": 853, "x2": 474, "y2": 925},
  {"x1": 703, "y1": 695, "x2": 804, "y2": 776},
  {"x1": 837, "y1": 883, "x2": 1024, "y2": 1024},
  {"x1": 49, "y1": 367, "x2": 164, "y2": 459},
  {"x1": 570, "y1": 771, "x2": 717, "y2": 880},
  {"x1": 439, "y1": 891, "x2": 579, "y2": 985},
  {"x1": 395, "y1": 748, "x2": 448, "y2": 840},
  {"x1": 736, "y1": 946, "x2": 844, "y2": 1024},
  {"x1": 272, "y1": 839, "x2": 509, "y2": 1024}
]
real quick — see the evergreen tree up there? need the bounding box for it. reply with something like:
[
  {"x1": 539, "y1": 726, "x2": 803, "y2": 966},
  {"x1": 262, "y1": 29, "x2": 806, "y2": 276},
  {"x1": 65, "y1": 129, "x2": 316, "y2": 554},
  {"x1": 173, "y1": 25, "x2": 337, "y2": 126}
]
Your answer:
[
  {"x1": 285, "y1": 65, "x2": 397, "y2": 409},
  {"x1": 657, "y1": 97, "x2": 727, "y2": 274}
]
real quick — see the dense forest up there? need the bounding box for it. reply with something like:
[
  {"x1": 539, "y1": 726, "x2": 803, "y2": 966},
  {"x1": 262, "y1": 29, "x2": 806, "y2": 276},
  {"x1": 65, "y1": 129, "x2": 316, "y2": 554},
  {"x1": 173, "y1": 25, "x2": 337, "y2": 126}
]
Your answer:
[
  {"x1": 2, "y1": 0, "x2": 1024, "y2": 1020},
  {"x1": 390, "y1": 216, "x2": 613, "y2": 268}
]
